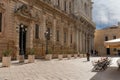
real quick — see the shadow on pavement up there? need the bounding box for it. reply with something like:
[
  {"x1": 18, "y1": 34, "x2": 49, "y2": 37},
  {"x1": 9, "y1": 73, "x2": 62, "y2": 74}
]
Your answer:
[{"x1": 90, "y1": 67, "x2": 120, "y2": 80}]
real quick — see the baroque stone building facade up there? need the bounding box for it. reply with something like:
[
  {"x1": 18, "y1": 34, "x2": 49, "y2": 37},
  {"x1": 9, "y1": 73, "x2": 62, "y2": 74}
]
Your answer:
[
  {"x1": 94, "y1": 23, "x2": 120, "y2": 56},
  {"x1": 0, "y1": 0, "x2": 95, "y2": 59}
]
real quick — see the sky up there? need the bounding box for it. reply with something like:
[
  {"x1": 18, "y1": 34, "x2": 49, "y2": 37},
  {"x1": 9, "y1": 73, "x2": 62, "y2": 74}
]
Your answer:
[{"x1": 92, "y1": 0, "x2": 120, "y2": 29}]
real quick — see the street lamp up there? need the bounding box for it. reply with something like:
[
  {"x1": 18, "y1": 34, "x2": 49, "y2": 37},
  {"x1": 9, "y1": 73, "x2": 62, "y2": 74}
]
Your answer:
[
  {"x1": 19, "y1": 24, "x2": 25, "y2": 63},
  {"x1": 44, "y1": 30, "x2": 50, "y2": 54},
  {"x1": 19, "y1": 24, "x2": 27, "y2": 63}
]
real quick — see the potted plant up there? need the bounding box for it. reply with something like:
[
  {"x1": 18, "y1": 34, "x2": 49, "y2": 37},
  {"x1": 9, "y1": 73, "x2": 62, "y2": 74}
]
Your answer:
[
  {"x1": 80, "y1": 52, "x2": 84, "y2": 58},
  {"x1": 73, "y1": 51, "x2": 78, "y2": 58},
  {"x1": 2, "y1": 49, "x2": 11, "y2": 67},
  {"x1": 58, "y1": 51, "x2": 64, "y2": 60},
  {"x1": 28, "y1": 48, "x2": 35, "y2": 63},
  {"x1": 67, "y1": 51, "x2": 71, "y2": 59},
  {"x1": 45, "y1": 49, "x2": 52, "y2": 60}
]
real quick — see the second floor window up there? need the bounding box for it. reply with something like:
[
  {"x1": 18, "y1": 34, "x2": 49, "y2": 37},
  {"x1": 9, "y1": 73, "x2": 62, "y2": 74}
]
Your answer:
[
  {"x1": 35, "y1": 24, "x2": 39, "y2": 39},
  {"x1": 0, "y1": 13, "x2": 2, "y2": 32},
  {"x1": 69, "y1": 2, "x2": 72, "y2": 13},
  {"x1": 64, "y1": 1, "x2": 67, "y2": 12},
  {"x1": 58, "y1": 0, "x2": 60, "y2": 7}
]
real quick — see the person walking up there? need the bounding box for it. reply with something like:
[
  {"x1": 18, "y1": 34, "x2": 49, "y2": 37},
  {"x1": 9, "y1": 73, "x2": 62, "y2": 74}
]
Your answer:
[
  {"x1": 86, "y1": 52, "x2": 90, "y2": 61},
  {"x1": 91, "y1": 49, "x2": 93, "y2": 55}
]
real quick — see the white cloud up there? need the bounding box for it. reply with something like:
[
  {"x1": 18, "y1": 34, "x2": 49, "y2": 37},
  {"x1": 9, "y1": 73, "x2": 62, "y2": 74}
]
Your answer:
[{"x1": 93, "y1": 0, "x2": 120, "y2": 29}]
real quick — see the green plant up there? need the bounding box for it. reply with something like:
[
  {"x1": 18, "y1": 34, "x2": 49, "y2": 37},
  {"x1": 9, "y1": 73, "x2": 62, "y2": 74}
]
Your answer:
[
  {"x1": 67, "y1": 51, "x2": 71, "y2": 54},
  {"x1": 48, "y1": 49, "x2": 52, "y2": 54},
  {"x1": 2, "y1": 49, "x2": 11, "y2": 57},
  {"x1": 28, "y1": 48, "x2": 35, "y2": 55},
  {"x1": 76, "y1": 51, "x2": 78, "y2": 54},
  {"x1": 60, "y1": 50, "x2": 64, "y2": 54}
]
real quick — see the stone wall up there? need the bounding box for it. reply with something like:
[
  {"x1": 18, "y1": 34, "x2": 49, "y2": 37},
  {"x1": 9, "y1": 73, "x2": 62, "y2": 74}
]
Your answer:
[{"x1": 0, "y1": 0, "x2": 95, "y2": 59}]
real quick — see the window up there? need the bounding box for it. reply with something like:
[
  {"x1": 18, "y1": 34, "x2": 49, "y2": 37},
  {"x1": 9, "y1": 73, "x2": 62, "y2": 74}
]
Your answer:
[
  {"x1": 64, "y1": 0, "x2": 67, "y2": 12},
  {"x1": 56, "y1": 30, "x2": 59, "y2": 41},
  {"x1": 58, "y1": 0, "x2": 60, "y2": 7},
  {"x1": 69, "y1": 2, "x2": 72, "y2": 13},
  {"x1": 113, "y1": 36, "x2": 116, "y2": 39},
  {"x1": 35, "y1": 24, "x2": 39, "y2": 39},
  {"x1": 70, "y1": 34, "x2": 72, "y2": 43},
  {"x1": 64, "y1": 32, "x2": 66, "y2": 43},
  {"x1": 105, "y1": 36, "x2": 108, "y2": 41},
  {"x1": 0, "y1": 13, "x2": 2, "y2": 32},
  {"x1": 84, "y1": 3, "x2": 87, "y2": 15}
]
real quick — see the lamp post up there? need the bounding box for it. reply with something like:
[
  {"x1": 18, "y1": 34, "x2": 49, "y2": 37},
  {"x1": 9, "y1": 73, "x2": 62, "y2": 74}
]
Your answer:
[
  {"x1": 19, "y1": 24, "x2": 25, "y2": 63},
  {"x1": 19, "y1": 24, "x2": 27, "y2": 63},
  {"x1": 44, "y1": 30, "x2": 50, "y2": 54}
]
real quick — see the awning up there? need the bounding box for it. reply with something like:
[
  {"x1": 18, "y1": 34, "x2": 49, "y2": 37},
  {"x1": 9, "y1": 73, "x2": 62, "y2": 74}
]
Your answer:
[{"x1": 104, "y1": 38, "x2": 120, "y2": 48}]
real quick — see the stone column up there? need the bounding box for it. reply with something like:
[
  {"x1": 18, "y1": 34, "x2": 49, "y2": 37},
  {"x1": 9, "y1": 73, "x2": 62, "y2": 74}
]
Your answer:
[
  {"x1": 86, "y1": 33, "x2": 88, "y2": 53},
  {"x1": 42, "y1": 13, "x2": 47, "y2": 41},
  {"x1": 89, "y1": 35, "x2": 93, "y2": 52},
  {"x1": 52, "y1": 17, "x2": 57, "y2": 44},
  {"x1": 61, "y1": 22, "x2": 64, "y2": 46},
  {"x1": 29, "y1": 21, "x2": 34, "y2": 48},
  {"x1": 91, "y1": 34, "x2": 94, "y2": 50},
  {"x1": 80, "y1": 30, "x2": 82, "y2": 52},
  {"x1": 83, "y1": 32, "x2": 86, "y2": 53},
  {"x1": 78, "y1": 31, "x2": 80, "y2": 52},
  {"x1": 14, "y1": 17, "x2": 19, "y2": 60},
  {"x1": 76, "y1": 28, "x2": 79, "y2": 52},
  {"x1": 67, "y1": 25, "x2": 70, "y2": 47}
]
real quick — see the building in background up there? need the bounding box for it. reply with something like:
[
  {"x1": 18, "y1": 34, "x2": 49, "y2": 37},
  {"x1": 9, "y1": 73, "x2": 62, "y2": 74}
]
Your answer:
[
  {"x1": 94, "y1": 23, "x2": 120, "y2": 56},
  {"x1": 0, "y1": 0, "x2": 95, "y2": 59}
]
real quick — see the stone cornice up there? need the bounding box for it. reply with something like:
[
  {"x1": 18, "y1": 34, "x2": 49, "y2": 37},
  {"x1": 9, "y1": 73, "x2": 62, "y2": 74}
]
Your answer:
[{"x1": 32, "y1": 0, "x2": 77, "y2": 23}]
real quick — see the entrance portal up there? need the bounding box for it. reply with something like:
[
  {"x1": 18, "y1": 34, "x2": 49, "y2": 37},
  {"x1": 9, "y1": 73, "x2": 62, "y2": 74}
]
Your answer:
[{"x1": 106, "y1": 48, "x2": 110, "y2": 55}]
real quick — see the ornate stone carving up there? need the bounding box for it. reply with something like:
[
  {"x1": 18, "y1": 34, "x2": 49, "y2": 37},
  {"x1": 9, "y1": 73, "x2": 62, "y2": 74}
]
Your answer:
[
  {"x1": 0, "y1": 2, "x2": 5, "y2": 11},
  {"x1": 14, "y1": 4, "x2": 39, "y2": 20},
  {"x1": 15, "y1": 4, "x2": 32, "y2": 18}
]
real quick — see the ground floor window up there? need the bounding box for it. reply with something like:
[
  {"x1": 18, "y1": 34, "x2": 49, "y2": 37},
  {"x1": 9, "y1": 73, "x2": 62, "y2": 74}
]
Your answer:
[{"x1": 0, "y1": 13, "x2": 2, "y2": 32}]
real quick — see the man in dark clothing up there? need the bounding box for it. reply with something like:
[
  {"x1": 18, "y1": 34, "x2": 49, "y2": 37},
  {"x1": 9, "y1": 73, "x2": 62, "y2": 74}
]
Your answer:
[
  {"x1": 86, "y1": 53, "x2": 90, "y2": 61},
  {"x1": 91, "y1": 49, "x2": 93, "y2": 55}
]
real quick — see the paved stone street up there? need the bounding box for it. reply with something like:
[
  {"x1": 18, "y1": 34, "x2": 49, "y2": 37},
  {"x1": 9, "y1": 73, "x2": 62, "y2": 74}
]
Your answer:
[{"x1": 0, "y1": 57, "x2": 120, "y2": 80}]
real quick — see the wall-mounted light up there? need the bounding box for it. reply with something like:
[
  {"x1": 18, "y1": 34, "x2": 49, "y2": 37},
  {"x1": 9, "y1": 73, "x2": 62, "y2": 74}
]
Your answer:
[{"x1": 16, "y1": 26, "x2": 19, "y2": 32}]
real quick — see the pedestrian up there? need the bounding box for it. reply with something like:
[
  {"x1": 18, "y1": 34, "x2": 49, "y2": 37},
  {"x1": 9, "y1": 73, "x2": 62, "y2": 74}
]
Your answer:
[
  {"x1": 96, "y1": 50, "x2": 98, "y2": 56},
  {"x1": 86, "y1": 52, "x2": 90, "y2": 61},
  {"x1": 91, "y1": 49, "x2": 93, "y2": 55},
  {"x1": 94, "y1": 50, "x2": 97, "y2": 56}
]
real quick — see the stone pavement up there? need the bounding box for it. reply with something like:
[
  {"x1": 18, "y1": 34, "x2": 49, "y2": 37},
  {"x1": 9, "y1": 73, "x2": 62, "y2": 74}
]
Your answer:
[{"x1": 0, "y1": 57, "x2": 120, "y2": 80}]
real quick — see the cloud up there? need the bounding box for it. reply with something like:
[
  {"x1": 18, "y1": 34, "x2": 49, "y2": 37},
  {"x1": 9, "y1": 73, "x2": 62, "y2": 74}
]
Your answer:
[{"x1": 92, "y1": 0, "x2": 120, "y2": 29}]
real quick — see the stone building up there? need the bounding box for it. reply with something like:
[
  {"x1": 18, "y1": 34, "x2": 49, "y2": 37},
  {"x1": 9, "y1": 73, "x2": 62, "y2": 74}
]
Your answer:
[
  {"x1": 94, "y1": 23, "x2": 120, "y2": 56},
  {"x1": 0, "y1": 0, "x2": 95, "y2": 59}
]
